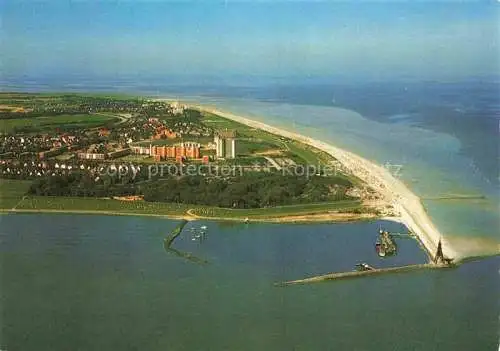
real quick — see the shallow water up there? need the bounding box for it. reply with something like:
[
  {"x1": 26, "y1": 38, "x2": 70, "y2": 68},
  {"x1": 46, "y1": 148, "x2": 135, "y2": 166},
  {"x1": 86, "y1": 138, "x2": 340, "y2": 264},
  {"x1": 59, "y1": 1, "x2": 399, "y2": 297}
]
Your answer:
[{"x1": 1, "y1": 214, "x2": 498, "y2": 350}]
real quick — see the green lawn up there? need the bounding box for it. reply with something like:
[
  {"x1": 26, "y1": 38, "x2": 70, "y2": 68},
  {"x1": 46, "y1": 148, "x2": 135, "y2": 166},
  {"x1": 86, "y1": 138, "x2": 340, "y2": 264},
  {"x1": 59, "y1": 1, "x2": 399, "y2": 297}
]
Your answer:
[
  {"x1": 0, "y1": 114, "x2": 118, "y2": 133},
  {"x1": 283, "y1": 141, "x2": 325, "y2": 165},
  {"x1": 12, "y1": 196, "x2": 361, "y2": 220},
  {"x1": 190, "y1": 200, "x2": 362, "y2": 219},
  {"x1": 15, "y1": 196, "x2": 195, "y2": 215},
  {"x1": 201, "y1": 112, "x2": 247, "y2": 131},
  {"x1": 236, "y1": 139, "x2": 281, "y2": 156},
  {"x1": 0, "y1": 179, "x2": 32, "y2": 209},
  {"x1": 222, "y1": 156, "x2": 268, "y2": 166}
]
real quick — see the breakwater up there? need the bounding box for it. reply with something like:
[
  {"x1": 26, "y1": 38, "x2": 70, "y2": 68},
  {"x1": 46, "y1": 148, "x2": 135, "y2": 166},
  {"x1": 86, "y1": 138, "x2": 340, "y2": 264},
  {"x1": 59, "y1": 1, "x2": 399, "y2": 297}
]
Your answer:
[
  {"x1": 275, "y1": 263, "x2": 454, "y2": 286},
  {"x1": 164, "y1": 219, "x2": 188, "y2": 247},
  {"x1": 163, "y1": 219, "x2": 209, "y2": 264}
]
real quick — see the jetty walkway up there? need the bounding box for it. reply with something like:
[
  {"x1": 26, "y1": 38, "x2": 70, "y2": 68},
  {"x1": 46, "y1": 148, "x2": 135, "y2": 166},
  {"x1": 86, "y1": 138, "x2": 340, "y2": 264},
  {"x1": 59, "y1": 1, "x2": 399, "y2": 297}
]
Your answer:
[{"x1": 275, "y1": 263, "x2": 453, "y2": 286}]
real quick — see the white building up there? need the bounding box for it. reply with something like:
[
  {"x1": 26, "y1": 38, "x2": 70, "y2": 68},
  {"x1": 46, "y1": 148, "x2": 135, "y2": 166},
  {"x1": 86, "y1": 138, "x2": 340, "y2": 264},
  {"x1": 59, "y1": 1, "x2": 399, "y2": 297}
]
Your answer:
[{"x1": 214, "y1": 130, "x2": 237, "y2": 159}]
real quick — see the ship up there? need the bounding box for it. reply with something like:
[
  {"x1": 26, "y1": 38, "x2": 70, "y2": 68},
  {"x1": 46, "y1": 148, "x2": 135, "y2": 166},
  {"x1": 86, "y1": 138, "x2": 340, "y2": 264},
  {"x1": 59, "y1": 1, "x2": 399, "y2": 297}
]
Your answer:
[
  {"x1": 376, "y1": 227, "x2": 396, "y2": 257},
  {"x1": 375, "y1": 239, "x2": 385, "y2": 257}
]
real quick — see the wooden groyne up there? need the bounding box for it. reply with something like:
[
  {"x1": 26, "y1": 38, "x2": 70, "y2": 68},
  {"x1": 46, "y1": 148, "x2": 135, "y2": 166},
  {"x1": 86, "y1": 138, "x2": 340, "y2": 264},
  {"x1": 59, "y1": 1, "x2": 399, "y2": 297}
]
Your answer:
[
  {"x1": 423, "y1": 194, "x2": 486, "y2": 201},
  {"x1": 275, "y1": 263, "x2": 452, "y2": 286}
]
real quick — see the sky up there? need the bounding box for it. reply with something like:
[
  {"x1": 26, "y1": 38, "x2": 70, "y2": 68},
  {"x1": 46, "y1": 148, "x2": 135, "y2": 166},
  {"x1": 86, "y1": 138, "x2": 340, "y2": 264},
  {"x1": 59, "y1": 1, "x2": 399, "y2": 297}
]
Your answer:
[{"x1": 1, "y1": 1, "x2": 499, "y2": 83}]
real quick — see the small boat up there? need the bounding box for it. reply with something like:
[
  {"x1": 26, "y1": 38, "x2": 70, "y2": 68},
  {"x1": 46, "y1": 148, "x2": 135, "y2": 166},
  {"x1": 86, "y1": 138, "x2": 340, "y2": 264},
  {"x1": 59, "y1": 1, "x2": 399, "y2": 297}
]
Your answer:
[
  {"x1": 376, "y1": 239, "x2": 386, "y2": 257},
  {"x1": 200, "y1": 225, "x2": 207, "y2": 230},
  {"x1": 355, "y1": 263, "x2": 374, "y2": 271}
]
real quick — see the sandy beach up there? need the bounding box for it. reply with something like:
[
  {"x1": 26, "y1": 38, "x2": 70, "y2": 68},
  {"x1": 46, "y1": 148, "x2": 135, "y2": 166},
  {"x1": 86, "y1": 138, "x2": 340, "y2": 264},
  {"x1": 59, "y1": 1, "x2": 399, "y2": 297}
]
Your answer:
[{"x1": 193, "y1": 105, "x2": 461, "y2": 261}]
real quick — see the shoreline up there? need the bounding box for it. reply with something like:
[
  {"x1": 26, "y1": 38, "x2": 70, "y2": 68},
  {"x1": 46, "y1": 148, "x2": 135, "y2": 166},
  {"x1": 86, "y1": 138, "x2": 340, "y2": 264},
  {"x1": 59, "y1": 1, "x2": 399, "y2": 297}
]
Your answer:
[
  {"x1": 190, "y1": 104, "x2": 461, "y2": 261},
  {"x1": 0, "y1": 208, "x2": 379, "y2": 224}
]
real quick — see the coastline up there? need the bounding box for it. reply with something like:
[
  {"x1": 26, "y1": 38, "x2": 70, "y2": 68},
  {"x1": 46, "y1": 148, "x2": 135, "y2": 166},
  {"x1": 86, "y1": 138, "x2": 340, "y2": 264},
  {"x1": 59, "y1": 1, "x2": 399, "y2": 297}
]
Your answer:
[
  {"x1": 0, "y1": 208, "x2": 377, "y2": 224},
  {"x1": 191, "y1": 104, "x2": 461, "y2": 261}
]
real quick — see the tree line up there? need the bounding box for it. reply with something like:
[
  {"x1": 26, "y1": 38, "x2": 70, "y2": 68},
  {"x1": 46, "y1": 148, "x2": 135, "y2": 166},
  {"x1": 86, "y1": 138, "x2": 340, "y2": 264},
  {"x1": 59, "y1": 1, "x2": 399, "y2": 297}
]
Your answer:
[{"x1": 27, "y1": 171, "x2": 354, "y2": 208}]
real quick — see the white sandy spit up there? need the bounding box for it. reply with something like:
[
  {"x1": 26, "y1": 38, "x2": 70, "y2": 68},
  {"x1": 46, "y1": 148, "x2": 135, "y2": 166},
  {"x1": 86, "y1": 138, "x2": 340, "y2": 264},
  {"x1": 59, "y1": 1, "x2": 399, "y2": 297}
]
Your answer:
[{"x1": 193, "y1": 105, "x2": 462, "y2": 260}]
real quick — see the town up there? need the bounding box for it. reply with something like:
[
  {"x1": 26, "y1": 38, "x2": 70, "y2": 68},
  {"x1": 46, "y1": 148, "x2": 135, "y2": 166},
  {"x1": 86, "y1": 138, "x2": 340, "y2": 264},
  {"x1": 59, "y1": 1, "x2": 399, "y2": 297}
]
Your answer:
[{"x1": 0, "y1": 93, "x2": 383, "y2": 211}]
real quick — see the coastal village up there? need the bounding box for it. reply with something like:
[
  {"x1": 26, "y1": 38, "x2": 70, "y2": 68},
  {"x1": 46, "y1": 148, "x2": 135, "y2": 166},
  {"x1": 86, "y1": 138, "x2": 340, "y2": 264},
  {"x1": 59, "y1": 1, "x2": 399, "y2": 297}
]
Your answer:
[
  {"x1": 0, "y1": 93, "x2": 391, "y2": 213},
  {"x1": 1, "y1": 98, "x2": 263, "y2": 179},
  {"x1": 2, "y1": 100, "x2": 225, "y2": 165}
]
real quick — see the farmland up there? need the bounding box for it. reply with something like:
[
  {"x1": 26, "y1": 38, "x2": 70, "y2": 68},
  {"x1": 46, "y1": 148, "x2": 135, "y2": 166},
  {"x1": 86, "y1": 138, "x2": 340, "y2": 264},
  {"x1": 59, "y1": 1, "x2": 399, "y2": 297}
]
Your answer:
[{"x1": 0, "y1": 114, "x2": 118, "y2": 134}]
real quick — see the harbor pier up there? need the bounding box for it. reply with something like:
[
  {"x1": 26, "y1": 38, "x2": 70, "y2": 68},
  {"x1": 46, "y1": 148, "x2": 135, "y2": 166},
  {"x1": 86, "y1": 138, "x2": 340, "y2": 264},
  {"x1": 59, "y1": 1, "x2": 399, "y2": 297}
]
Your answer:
[
  {"x1": 275, "y1": 231, "x2": 455, "y2": 287},
  {"x1": 276, "y1": 263, "x2": 453, "y2": 286}
]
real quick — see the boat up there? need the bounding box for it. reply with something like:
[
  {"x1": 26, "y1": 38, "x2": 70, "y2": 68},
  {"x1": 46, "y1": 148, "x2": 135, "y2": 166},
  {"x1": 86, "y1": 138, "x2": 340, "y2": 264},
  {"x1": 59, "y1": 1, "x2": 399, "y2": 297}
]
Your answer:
[
  {"x1": 376, "y1": 227, "x2": 396, "y2": 257},
  {"x1": 200, "y1": 225, "x2": 207, "y2": 230},
  {"x1": 375, "y1": 239, "x2": 387, "y2": 256},
  {"x1": 355, "y1": 263, "x2": 375, "y2": 271}
]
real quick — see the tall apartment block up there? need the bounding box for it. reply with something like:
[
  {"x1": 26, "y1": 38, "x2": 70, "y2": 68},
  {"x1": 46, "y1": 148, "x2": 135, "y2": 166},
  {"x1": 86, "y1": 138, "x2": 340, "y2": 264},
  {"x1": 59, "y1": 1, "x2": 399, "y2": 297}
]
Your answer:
[{"x1": 214, "y1": 130, "x2": 237, "y2": 159}]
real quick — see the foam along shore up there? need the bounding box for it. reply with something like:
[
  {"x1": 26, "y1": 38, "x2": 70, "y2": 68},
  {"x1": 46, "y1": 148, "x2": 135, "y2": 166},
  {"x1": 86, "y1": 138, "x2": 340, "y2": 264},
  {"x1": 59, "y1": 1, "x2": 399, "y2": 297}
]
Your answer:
[{"x1": 192, "y1": 104, "x2": 460, "y2": 261}]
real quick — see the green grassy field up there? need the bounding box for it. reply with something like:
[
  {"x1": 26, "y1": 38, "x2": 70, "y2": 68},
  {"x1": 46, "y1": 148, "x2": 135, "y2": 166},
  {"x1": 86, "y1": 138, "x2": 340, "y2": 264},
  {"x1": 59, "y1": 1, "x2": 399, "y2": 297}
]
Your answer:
[
  {"x1": 202, "y1": 112, "x2": 246, "y2": 131},
  {"x1": 14, "y1": 196, "x2": 194, "y2": 215},
  {"x1": 0, "y1": 114, "x2": 118, "y2": 133},
  {"x1": 222, "y1": 156, "x2": 268, "y2": 166},
  {"x1": 236, "y1": 139, "x2": 281, "y2": 155},
  {"x1": 190, "y1": 200, "x2": 362, "y2": 219},
  {"x1": 11, "y1": 196, "x2": 362, "y2": 220},
  {"x1": 283, "y1": 141, "x2": 326, "y2": 165},
  {"x1": 0, "y1": 92, "x2": 140, "y2": 106},
  {"x1": 0, "y1": 179, "x2": 32, "y2": 209}
]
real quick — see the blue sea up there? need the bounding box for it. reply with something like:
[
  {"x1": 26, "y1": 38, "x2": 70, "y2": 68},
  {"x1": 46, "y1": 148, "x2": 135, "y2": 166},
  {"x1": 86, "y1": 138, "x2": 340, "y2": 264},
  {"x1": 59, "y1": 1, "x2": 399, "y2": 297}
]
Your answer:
[{"x1": 1, "y1": 214, "x2": 498, "y2": 350}]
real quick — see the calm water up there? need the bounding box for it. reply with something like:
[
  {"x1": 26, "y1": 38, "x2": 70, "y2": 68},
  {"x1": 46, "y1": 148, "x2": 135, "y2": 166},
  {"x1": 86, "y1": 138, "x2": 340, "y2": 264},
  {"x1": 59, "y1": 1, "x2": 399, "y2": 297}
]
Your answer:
[{"x1": 1, "y1": 214, "x2": 498, "y2": 350}]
